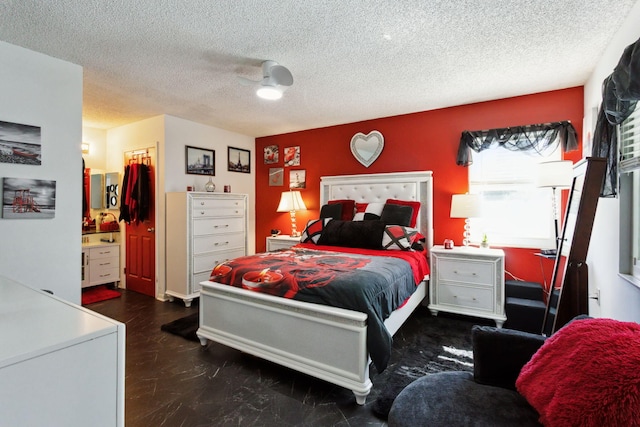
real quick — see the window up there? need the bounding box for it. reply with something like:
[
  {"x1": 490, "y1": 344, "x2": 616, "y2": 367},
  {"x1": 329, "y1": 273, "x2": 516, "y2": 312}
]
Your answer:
[
  {"x1": 468, "y1": 146, "x2": 561, "y2": 249},
  {"x1": 619, "y1": 104, "x2": 640, "y2": 283}
]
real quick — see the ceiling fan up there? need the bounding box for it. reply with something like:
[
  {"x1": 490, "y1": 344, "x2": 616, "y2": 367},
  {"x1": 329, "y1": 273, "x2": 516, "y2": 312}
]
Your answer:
[{"x1": 238, "y1": 60, "x2": 293, "y2": 100}]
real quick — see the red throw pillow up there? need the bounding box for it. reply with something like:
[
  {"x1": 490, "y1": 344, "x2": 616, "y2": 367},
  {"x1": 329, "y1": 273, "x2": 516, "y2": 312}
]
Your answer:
[
  {"x1": 300, "y1": 218, "x2": 332, "y2": 244},
  {"x1": 328, "y1": 199, "x2": 355, "y2": 221},
  {"x1": 516, "y1": 317, "x2": 640, "y2": 427},
  {"x1": 386, "y1": 199, "x2": 420, "y2": 227}
]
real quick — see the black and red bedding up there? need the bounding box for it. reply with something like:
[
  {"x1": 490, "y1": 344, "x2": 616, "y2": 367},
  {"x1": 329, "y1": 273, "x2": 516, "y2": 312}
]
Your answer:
[{"x1": 209, "y1": 243, "x2": 429, "y2": 372}]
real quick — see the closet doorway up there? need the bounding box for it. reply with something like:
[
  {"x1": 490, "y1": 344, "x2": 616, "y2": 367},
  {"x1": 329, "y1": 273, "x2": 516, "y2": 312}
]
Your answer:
[{"x1": 123, "y1": 148, "x2": 156, "y2": 297}]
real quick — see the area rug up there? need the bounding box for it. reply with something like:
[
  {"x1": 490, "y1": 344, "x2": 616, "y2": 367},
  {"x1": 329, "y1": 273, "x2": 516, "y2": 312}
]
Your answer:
[
  {"x1": 161, "y1": 312, "x2": 200, "y2": 342},
  {"x1": 159, "y1": 306, "x2": 487, "y2": 419},
  {"x1": 81, "y1": 285, "x2": 121, "y2": 305}
]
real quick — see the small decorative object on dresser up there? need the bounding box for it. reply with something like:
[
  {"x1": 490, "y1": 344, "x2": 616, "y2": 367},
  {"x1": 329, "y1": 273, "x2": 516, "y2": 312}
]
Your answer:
[
  {"x1": 429, "y1": 245, "x2": 506, "y2": 327},
  {"x1": 266, "y1": 234, "x2": 300, "y2": 251},
  {"x1": 204, "y1": 177, "x2": 215, "y2": 192}
]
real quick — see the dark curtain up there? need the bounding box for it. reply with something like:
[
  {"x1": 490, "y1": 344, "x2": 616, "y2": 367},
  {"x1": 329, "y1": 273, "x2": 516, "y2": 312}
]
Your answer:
[
  {"x1": 456, "y1": 121, "x2": 578, "y2": 166},
  {"x1": 592, "y1": 35, "x2": 640, "y2": 197}
]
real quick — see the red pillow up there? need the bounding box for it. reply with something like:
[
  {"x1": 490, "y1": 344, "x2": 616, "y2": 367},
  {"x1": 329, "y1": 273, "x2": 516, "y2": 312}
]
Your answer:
[
  {"x1": 516, "y1": 318, "x2": 640, "y2": 427},
  {"x1": 328, "y1": 199, "x2": 355, "y2": 221},
  {"x1": 386, "y1": 199, "x2": 420, "y2": 227}
]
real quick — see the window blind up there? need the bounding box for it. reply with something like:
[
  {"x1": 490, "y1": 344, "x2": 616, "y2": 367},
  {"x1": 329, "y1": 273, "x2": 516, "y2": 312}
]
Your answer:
[{"x1": 620, "y1": 105, "x2": 640, "y2": 173}]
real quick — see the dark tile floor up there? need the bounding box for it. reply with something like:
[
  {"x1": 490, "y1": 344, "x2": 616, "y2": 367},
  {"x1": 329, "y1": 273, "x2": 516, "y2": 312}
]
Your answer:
[{"x1": 88, "y1": 289, "x2": 396, "y2": 426}]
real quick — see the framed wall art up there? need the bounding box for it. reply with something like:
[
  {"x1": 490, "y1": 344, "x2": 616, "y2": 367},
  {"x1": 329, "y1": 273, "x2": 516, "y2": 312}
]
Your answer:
[
  {"x1": 264, "y1": 145, "x2": 279, "y2": 164},
  {"x1": 269, "y1": 168, "x2": 284, "y2": 186},
  {"x1": 289, "y1": 169, "x2": 306, "y2": 189},
  {"x1": 0, "y1": 120, "x2": 42, "y2": 166},
  {"x1": 185, "y1": 145, "x2": 215, "y2": 175},
  {"x1": 283, "y1": 146, "x2": 300, "y2": 166},
  {"x1": 228, "y1": 146, "x2": 251, "y2": 173},
  {"x1": 1, "y1": 177, "x2": 56, "y2": 219}
]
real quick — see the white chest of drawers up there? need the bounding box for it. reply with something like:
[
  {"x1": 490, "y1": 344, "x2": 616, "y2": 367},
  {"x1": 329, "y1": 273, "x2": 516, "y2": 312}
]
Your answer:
[
  {"x1": 165, "y1": 192, "x2": 247, "y2": 307},
  {"x1": 429, "y1": 245, "x2": 506, "y2": 327}
]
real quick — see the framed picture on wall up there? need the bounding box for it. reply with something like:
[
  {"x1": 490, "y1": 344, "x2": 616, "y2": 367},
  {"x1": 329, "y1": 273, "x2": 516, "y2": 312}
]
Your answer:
[
  {"x1": 0, "y1": 120, "x2": 42, "y2": 166},
  {"x1": 228, "y1": 146, "x2": 251, "y2": 173},
  {"x1": 269, "y1": 168, "x2": 284, "y2": 186},
  {"x1": 185, "y1": 145, "x2": 215, "y2": 175},
  {"x1": 283, "y1": 146, "x2": 300, "y2": 166},
  {"x1": 289, "y1": 169, "x2": 306, "y2": 189},
  {"x1": 1, "y1": 177, "x2": 56, "y2": 219},
  {"x1": 264, "y1": 145, "x2": 279, "y2": 164}
]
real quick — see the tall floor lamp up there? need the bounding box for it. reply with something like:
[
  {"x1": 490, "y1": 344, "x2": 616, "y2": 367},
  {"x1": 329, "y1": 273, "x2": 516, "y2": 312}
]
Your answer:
[
  {"x1": 277, "y1": 190, "x2": 307, "y2": 237},
  {"x1": 450, "y1": 194, "x2": 482, "y2": 246},
  {"x1": 536, "y1": 160, "x2": 573, "y2": 251}
]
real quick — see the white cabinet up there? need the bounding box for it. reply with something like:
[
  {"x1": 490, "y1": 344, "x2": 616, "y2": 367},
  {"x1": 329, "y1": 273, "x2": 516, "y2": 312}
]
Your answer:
[
  {"x1": 0, "y1": 275, "x2": 125, "y2": 427},
  {"x1": 166, "y1": 192, "x2": 247, "y2": 307},
  {"x1": 429, "y1": 245, "x2": 506, "y2": 327},
  {"x1": 82, "y1": 243, "x2": 120, "y2": 288},
  {"x1": 266, "y1": 235, "x2": 300, "y2": 251}
]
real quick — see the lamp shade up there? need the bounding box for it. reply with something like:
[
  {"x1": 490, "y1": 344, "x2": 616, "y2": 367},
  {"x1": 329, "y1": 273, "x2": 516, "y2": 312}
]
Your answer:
[
  {"x1": 450, "y1": 194, "x2": 482, "y2": 218},
  {"x1": 277, "y1": 190, "x2": 306, "y2": 212},
  {"x1": 536, "y1": 160, "x2": 573, "y2": 188}
]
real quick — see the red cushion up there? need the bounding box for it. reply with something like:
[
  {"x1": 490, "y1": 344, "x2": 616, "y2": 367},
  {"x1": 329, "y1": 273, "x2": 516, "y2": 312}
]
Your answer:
[
  {"x1": 328, "y1": 199, "x2": 355, "y2": 221},
  {"x1": 386, "y1": 199, "x2": 420, "y2": 227},
  {"x1": 516, "y1": 318, "x2": 640, "y2": 427}
]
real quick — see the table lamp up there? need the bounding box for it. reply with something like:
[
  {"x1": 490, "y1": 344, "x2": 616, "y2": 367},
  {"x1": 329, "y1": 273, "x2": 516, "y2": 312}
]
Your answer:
[
  {"x1": 450, "y1": 194, "x2": 482, "y2": 246},
  {"x1": 277, "y1": 190, "x2": 307, "y2": 237}
]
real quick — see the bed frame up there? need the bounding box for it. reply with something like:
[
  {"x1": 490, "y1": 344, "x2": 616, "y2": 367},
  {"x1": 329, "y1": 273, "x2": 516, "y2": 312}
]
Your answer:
[{"x1": 197, "y1": 171, "x2": 434, "y2": 404}]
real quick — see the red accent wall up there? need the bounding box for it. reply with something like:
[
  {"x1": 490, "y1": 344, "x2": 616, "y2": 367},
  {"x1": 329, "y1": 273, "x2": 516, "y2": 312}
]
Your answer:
[{"x1": 255, "y1": 87, "x2": 584, "y2": 285}]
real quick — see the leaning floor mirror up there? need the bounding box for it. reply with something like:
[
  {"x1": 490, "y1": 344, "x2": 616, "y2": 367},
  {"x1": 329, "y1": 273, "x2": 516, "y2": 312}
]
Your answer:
[{"x1": 542, "y1": 157, "x2": 608, "y2": 336}]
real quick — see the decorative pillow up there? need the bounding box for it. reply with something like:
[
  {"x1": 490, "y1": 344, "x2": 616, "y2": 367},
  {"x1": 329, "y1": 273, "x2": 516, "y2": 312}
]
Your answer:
[
  {"x1": 300, "y1": 218, "x2": 332, "y2": 244},
  {"x1": 317, "y1": 219, "x2": 385, "y2": 249},
  {"x1": 516, "y1": 318, "x2": 640, "y2": 427},
  {"x1": 382, "y1": 225, "x2": 421, "y2": 250},
  {"x1": 354, "y1": 202, "x2": 385, "y2": 221},
  {"x1": 353, "y1": 202, "x2": 368, "y2": 221},
  {"x1": 319, "y1": 203, "x2": 342, "y2": 219},
  {"x1": 386, "y1": 199, "x2": 421, "y2": 227},
  {"x1": 380, "y1": 203, "x2": 413, "y2": 226},
  {"x1": 328, "y1": 199, "x2": 355, "y2": 221}
]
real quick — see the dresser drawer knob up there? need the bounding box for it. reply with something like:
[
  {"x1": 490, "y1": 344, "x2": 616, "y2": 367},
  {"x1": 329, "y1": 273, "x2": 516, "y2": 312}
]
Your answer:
[
  {"x1": 214, "y1": 242, "x2": 229, "y2": 246},
  {"x1": 214, "y1": 224, "x2": 229, "y2": 229}
]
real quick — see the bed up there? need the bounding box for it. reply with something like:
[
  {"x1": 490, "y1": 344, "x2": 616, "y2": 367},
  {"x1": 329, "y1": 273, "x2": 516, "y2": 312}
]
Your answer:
[{"x1": 196, "y1": 171, "x2": 434, "y2": 404}]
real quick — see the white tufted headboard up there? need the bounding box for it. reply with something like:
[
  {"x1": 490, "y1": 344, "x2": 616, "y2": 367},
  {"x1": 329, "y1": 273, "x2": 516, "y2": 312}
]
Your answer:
[{"x1": 320, "y1": 171, "x2": 434, "y2": 249}]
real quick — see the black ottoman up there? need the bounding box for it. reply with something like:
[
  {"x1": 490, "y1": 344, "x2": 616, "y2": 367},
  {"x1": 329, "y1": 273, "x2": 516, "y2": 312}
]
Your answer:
[{"x1": 388, "y1": 371, "x2": 540, "y2": 427}]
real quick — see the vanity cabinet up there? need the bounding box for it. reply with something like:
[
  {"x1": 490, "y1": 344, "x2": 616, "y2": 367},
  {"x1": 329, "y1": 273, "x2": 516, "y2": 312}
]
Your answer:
[
  {"x1": 82, "y1": 243, "x2": 120, "y2": 288},
  {"x1": 166, "y1": 192, "x2": 248, "y2": 307}
]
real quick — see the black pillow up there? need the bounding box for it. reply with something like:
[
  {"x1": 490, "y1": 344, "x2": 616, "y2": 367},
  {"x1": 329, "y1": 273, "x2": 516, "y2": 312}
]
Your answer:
[
  {"x1": 320, "y1": 203, "x2": 342, "y2": 219},
  {"x1": 380, "y1": 203, "x2": 413, "y2": 226},
  {"x1": 317, "y1": 219, "x2": 385, "y2": 250},
  {"x1": 363, "y1": 212, "x2": 381, "y2": 220}
]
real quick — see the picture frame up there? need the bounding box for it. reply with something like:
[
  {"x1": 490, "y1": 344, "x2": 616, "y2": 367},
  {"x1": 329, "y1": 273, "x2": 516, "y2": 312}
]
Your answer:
[
  {"x1": 289, "y1": 169, "x2": 306, "y2": 189},
  {"x1": 269, "y1": 167, "x2": 284, "y2": 186},
  {"x1": 0, "y1": 120, "x2": 42, "y2": 166},
  {"x1": 284, "y1": 146, "x2": 300, "y2": 166},
  {"x1": 185, "y1": 145, "x2": 215, "y2": 176},
  {"x1": 2, "y1": 177, "x2": 56, "y2": 219},
  {"x1": 264, "y1": 145, "x2": 279, "y2": 164},
  {"x1": 228, "y1": 146, "x2": 251, "y2": 173}
]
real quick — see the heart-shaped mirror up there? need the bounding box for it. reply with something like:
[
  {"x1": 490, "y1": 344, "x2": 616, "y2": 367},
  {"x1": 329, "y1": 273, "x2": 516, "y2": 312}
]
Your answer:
[{"x1": 350, "y1": 130, "x2": 384, "y2": 167}]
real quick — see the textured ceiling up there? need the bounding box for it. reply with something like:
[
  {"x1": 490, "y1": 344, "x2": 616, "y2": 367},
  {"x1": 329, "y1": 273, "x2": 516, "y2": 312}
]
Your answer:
[{"x1": 0, "y1": 1, "x2": 638, "y2": 137}]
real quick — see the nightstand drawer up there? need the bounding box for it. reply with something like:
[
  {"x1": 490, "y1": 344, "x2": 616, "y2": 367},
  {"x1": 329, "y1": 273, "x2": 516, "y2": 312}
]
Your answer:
[
  {"x1": 438, "y1": 259, "x2": 494, "y2": 285},
  {"x1": 438, "y1": 284, "x2": 493, "y2": 311}
]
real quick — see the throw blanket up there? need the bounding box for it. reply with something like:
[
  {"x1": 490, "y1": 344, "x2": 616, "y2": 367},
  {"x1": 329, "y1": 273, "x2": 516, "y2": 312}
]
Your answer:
[{"x1": 210, "y1": 244, "x2": 429, "y2": 372}]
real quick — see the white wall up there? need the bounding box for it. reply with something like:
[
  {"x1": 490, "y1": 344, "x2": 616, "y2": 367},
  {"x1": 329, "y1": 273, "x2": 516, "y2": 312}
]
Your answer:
[
  {"x1": 584, "y1": 2, "x2": 640, "y2": 322},
  {"x1": 0, "y1": 41, "x2": 83, "y2": 303}
]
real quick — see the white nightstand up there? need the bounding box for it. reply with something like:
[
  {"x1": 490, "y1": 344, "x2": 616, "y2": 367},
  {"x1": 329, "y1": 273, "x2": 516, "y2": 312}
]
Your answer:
[
  {"x1": 266, "y1": 235, "x2": 301, "y2": 251},
  {"x1": 429, "y1": 245, "x2": 506, "y2": 327}
]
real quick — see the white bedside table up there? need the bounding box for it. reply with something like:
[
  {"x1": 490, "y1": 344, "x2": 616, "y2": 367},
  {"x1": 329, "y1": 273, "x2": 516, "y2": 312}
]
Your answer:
[
  {"x1": 429, "y1": 245, "x2": 506, "y2": 327},
  {"x1": 266, "y1": 235, "x2": 301, "y2": 251}
]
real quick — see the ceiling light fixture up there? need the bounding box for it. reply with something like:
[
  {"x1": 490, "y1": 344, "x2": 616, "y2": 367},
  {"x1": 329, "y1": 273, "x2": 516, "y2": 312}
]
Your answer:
[{"x1": 256, "y1": 85, "x2": 283, "y2": 100}]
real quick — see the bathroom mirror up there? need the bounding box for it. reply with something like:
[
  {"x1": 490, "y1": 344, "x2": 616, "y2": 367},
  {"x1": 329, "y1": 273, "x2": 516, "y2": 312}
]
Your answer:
[
  {"x1": 90, "y1": 173, "x2": 104, "y2": 209},
  {"x1": 105, "y1": 172, "x2": 120, "y2": 210}
]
